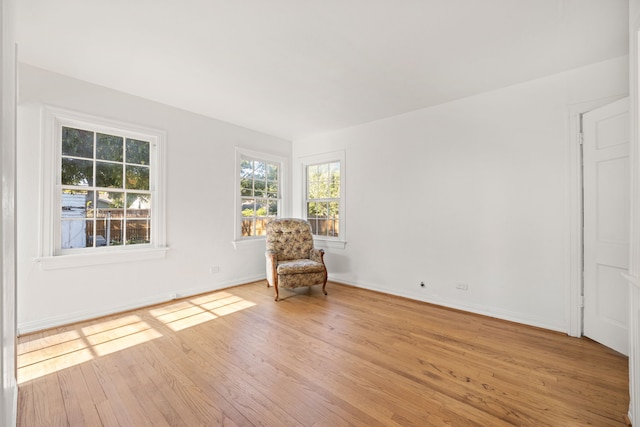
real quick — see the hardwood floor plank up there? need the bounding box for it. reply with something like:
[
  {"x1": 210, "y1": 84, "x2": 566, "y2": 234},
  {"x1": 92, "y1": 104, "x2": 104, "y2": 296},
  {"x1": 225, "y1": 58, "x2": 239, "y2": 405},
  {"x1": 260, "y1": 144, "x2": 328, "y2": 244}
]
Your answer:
[
  {"x1": 57, "y1": 365, "x2": 103, "y2": 426},
  {"x1": 17, "y1": 281, "x2": 629, "y2": 426}
]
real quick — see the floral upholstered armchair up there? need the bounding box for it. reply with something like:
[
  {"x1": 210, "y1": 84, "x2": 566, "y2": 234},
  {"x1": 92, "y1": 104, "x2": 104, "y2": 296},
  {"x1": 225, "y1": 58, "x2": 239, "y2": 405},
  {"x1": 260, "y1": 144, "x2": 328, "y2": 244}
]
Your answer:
[{"x1": 265, "y1": 218, "x2": 328, "y2": 301}]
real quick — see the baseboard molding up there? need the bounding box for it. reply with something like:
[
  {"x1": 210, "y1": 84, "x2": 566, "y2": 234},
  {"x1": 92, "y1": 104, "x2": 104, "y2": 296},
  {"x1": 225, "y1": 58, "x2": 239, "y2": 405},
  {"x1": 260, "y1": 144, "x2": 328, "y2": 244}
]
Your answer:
[
  {"x1": 17, "y1": 274, "x2": 267, "y2": 335},
  {"x1": 11, "y1": 384, "x2": 17, "y2": 427},
  {"x1": 331, "y1": 277, "x2": 566, "y2": 334},
  {"x1": 18, "y1": 274, "x2": 566, "y2": 336},
  {"x1": 2, "y1": 383, "x2": 17, "y2": 427}
]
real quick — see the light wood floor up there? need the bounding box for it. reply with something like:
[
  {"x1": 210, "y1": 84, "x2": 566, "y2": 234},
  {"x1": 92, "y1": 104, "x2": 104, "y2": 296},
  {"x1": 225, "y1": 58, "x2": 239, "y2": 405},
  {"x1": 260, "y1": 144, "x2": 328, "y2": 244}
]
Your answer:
[{"x1": 17, "y1": 281, "x2": 629, "y2": 426}]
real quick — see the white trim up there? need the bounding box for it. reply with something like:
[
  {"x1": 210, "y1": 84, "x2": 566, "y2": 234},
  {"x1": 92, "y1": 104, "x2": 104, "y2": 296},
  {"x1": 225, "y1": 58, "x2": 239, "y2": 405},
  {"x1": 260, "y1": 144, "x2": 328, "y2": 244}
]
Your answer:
[
  {"x1": 35, "y1": 247, "x2": 169, "y2": 270},
  {"x1": 233, "y1": 146, "x2": 288, "y2": 244},
  {"x1": 231, "y1": 237, "x2": 266, "y2": 250},
  {"x1": 39, "y1": 106, "x2": 167, "y2": 265},
  {"x1": 299, "y1": 149, "x2": 346, "y2": 244},
  {"x1": 17, "y1": 273, "x2": 266, "y2": 335},
  {"x1": 313, "y1": 238, "x2": 347, "y2": 250},
  {"x1": 627, "y1": 10, "x2": 640, "y2": 425},
  {"x1": 565, "y1": 95, "x2": 627, "y2": 338},
  {"x1": 334, "y1": 278, "x2": 565, "y2": 333}
]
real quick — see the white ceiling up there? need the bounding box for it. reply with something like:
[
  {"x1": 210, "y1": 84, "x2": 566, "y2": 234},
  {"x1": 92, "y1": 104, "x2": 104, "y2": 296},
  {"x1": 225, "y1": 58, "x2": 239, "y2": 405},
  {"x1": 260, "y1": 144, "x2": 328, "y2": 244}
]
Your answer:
[{"x1": 16, "y1": 0, "x2": 628, "y2": 140}]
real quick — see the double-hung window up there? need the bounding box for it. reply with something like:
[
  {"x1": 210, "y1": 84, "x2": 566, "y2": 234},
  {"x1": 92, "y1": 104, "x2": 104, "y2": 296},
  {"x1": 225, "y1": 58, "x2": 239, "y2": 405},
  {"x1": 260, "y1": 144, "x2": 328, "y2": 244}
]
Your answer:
[
  {"x1": 301, "y1": 150, "x2": 345, "y2": 247},
  {"x1": 235, "y1": 148, "x2": 285, "y2": 242},
  {"x1": 38, "y1": 107, "x2": 167, "y2": 268}
]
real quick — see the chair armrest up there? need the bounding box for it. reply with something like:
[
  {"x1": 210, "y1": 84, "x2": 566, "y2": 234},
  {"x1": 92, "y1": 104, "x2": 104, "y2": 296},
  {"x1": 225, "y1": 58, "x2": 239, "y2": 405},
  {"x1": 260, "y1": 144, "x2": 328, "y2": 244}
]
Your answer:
[
  {"x1": 310, "y1": 248, "x2": 325, "y2": 264},
  {"x1": 265, "y1": 250, "x2": 278, "y2": 285},
  {"x1": 266, "y1": 249, "x2": 277, "y2": 259}
]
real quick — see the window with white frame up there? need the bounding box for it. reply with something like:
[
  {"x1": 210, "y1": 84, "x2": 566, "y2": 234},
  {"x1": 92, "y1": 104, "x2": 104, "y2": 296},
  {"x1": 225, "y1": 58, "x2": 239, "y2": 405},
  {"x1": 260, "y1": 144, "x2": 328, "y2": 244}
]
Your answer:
[
  {"x1": 302, "y1": 151, "x2": 345, "y2": 242},
  {"x1": 39, "y1": 107, "x2": 166, "y2": 266},
  {"x1": 237, "y1": 149, "x2": 283, "y2": 239}
]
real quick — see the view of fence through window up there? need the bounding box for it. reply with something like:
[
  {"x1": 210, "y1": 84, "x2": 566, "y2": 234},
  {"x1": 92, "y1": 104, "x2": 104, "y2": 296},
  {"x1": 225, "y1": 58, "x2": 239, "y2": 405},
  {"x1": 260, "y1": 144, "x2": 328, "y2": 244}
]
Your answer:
[
  {"x1": 306, "y1": 161, "x2": 340, "y2": 237},
  {"x1": 240, "y1": 157, "x2": 280, "y2": 237},
  {"x1": 60, "y1": 126, "x2": 152, "y2": 249}
]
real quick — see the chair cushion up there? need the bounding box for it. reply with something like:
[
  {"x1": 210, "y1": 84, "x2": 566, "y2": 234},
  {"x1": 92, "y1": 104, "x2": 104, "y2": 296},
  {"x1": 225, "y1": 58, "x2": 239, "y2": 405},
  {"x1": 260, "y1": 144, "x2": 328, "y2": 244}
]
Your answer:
[{"x1": 277, "y1": 259, "x2": 325, "y2": 275}]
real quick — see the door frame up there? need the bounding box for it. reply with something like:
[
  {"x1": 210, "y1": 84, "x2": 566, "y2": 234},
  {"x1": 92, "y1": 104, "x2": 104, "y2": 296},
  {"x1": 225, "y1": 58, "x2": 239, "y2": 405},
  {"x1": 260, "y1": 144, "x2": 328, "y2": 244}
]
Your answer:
[{"x1": 566, "y1": 95, "x2": 629, "y2": 338}]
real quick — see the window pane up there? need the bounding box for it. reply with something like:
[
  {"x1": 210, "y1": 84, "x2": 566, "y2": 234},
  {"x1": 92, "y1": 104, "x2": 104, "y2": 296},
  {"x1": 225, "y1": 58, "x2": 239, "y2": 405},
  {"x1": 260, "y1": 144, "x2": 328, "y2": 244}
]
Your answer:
[
  {"x1": 267, "y1": 164, "x2": 278, "y2": 180},
  {"x1": 61, "y1": 219, "x2": 88, "y2": 249},
  {"x1": 307, "y1": 202, "x2": 317, "y2": 218},
  {"x1": 308, "y1": 218, "x2": 318, "y2": 235},
  {"x1": 267, "y1": 182, "x2": 278, "y2": 198},
  {"x1": 317, "y1": 219, "x2": 328, "y2": 236},
  {"x1": 329, "y1": 201, "x2": 339, "y2": 218},
  {"x1": 242, "y1": 199, "x2": 255, "y2": 217},
  {"x1": 241, "y1": 218, "x2": 255, "y2": 237},
  {"x1": 317, "y1": 202, "x2": 329, "y2": 218},
  {"x1": 240, "y1": 178, "x2": 253, "y2": 196},
  {"x1": 318, "y1": 163, "x2": 329, "y2": 178},
  {"x1": 62, "y1": 127, "x2": 93, "y2": 158},
  {"x1": 96, "y1": 133, "x2": 123, "y2": 161},
  {"x1": 268, "y1": 200, "x2": 278, "y2": 216},
  {"x1": 126, "y1": 139, "x2": 150, "y2": 165},
  {"x1": 330, "y1": 163, "x2": 340, "y2": 197},
  {"x1": 95, "y1": 218, "x2": 122, "y2": 246},
  {"x1": 97, "y1": 191, "x2": 124, "y2": 219},
  {"x1": 126, "y1": 220, "x2": 150, "y2": 245},
  {"x1": 85, "y1": 219, "x2": 95, "y2": 247},
  {"x1": 126, "y1": 165, "x2": 149, "y2": 190},
  {"x1": 256, "y1": 199, "x2": 267, "y2": 217},
  {"x1": 255, "y1": 218, "x2": 268, "y2": 236},
  {"x1": 96, "y1": 161, "x2": 123, "y2": 188},
  {"x1": 85, "y1": 191, "x2": 96, "y2": 218},
  {"x1": 318, "y1": 181, "x2": 330, "y2": 199},
  {"x1": 307, "y1": 179, "x2": 319, "y2": 199},
  {"x1": 126, "y1": 193, "x2": 151, "y2": 218},
  {"x1": 330, "y1": 162, "x2": 340, "y2": 175},
  {"x1": 254, "y1": 180, "x2": 265, "y2": 197},
  {"x1": 61, "y1": 190, "x2": 89, "y2": 218},
  {"x1": 62, "y1": 158, "x2": 93, "y2": 186},
  {"x1": 254, "y1": 161, "x2": 266, "y2": 180},
  {"x1": 240, "y1": 159, "x2": 253, "y2": 179}
]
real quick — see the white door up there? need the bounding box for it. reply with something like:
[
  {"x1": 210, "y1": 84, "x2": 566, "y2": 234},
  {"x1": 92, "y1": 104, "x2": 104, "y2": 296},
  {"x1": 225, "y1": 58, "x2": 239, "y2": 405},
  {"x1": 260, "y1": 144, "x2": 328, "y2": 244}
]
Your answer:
[{"x1": 583, "y1": 97, "x2": 630, "y2": 356}]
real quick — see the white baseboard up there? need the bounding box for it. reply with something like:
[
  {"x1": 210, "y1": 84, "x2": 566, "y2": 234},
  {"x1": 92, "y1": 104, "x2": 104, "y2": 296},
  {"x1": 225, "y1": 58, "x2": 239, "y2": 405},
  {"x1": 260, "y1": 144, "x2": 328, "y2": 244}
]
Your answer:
[
  {"x1": 331, "y1": 276, "x2": 566, "y2": 334},
  {"x1": 19, "y1": 274, "x2": 566, "y2": 336},
  {"x1": 11, "y1": 384, "x2": 17, "y2": 427},
  {"x1": 17, "y1": 274, "x2": 266, "y2": 335},
  {"x1": 2, "y1": 383, "x2": 17, "y2": 427}
]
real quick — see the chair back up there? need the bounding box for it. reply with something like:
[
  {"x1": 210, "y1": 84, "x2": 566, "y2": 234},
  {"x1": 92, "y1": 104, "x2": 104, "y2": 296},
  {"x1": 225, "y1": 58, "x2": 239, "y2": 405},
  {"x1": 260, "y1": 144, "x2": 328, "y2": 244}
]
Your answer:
[{"x1": 266, "y1": 218, "x2": 314, "y2": 261}]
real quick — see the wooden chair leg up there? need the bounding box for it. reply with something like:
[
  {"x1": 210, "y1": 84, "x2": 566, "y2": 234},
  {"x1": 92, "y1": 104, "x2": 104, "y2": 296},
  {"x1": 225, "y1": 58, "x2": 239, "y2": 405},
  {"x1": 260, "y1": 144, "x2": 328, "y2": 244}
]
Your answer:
[
  {"x1": 274, "y1": 283, "x2": 279, "y2": 301},
  {"x1": 322, "y1": 271, "x2": 328, "y2": 295}
]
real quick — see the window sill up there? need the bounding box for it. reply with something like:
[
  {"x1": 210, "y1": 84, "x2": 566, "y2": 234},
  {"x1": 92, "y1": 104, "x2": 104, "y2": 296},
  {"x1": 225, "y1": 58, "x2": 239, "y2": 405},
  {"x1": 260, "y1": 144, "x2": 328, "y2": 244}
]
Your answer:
[
  {"x1": 232, "y1": 238, "x2": 267, "y2": 250},
  {"x1": 35, "y1": 247, "x2": 170, "y2": 270},
  {"x1": 313, "y1": 238, "x2": 347, "y2": 250}
]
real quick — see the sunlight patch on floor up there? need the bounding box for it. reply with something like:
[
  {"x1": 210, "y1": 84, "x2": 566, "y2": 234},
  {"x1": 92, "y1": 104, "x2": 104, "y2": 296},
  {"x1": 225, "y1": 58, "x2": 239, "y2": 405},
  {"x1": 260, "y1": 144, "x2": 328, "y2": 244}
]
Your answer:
[
  {"x1": 82, "y1": 316, "x2": 162, "y2": 357},
  {"x1": 150, "y1": 291, "x2": 256, "y2": 331},
  {"x1": 17, "y1": 292, "x2": 256, "y2": 382},
  {"x1": 17, "y1": 315, "x2": 161, "y2": 383}
]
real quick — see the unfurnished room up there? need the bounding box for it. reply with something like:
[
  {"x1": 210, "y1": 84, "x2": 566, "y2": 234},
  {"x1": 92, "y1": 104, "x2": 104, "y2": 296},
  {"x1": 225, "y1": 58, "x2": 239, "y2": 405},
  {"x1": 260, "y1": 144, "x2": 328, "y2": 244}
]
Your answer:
[{"x1": 2, "y1": 0, "x2": 640, "y2": 426}]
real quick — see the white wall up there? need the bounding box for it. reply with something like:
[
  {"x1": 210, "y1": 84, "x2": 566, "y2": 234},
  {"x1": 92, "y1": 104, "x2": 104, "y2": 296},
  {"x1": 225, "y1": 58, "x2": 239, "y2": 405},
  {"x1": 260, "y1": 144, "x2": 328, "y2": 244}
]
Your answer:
[
  {"x1": 17, "y1": 64, "x2": 291, "y2": 333},
  {"x1": 293, "y1": 56, "x2": 629, "y2": 332},
  {"x1": 1, "y1": 0, "x2": 17, "y2": 424}
]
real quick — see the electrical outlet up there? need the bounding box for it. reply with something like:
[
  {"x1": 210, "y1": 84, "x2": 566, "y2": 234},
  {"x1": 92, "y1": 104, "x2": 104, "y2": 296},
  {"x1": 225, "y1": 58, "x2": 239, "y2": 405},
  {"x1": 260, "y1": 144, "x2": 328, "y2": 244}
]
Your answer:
[
  {"x1": 210, "y1": 266, "x2": 220, "y2": 274},
  {"x1": 456, "y1": 282, "x2": 468, "y2": 291}
]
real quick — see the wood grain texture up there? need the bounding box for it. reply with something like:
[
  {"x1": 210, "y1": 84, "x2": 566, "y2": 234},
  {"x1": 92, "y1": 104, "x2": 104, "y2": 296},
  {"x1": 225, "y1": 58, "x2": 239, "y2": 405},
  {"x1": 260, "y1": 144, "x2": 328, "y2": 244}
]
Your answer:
[{"x1": 17, "y1": 281, "x2": 629, "y2": 426}]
